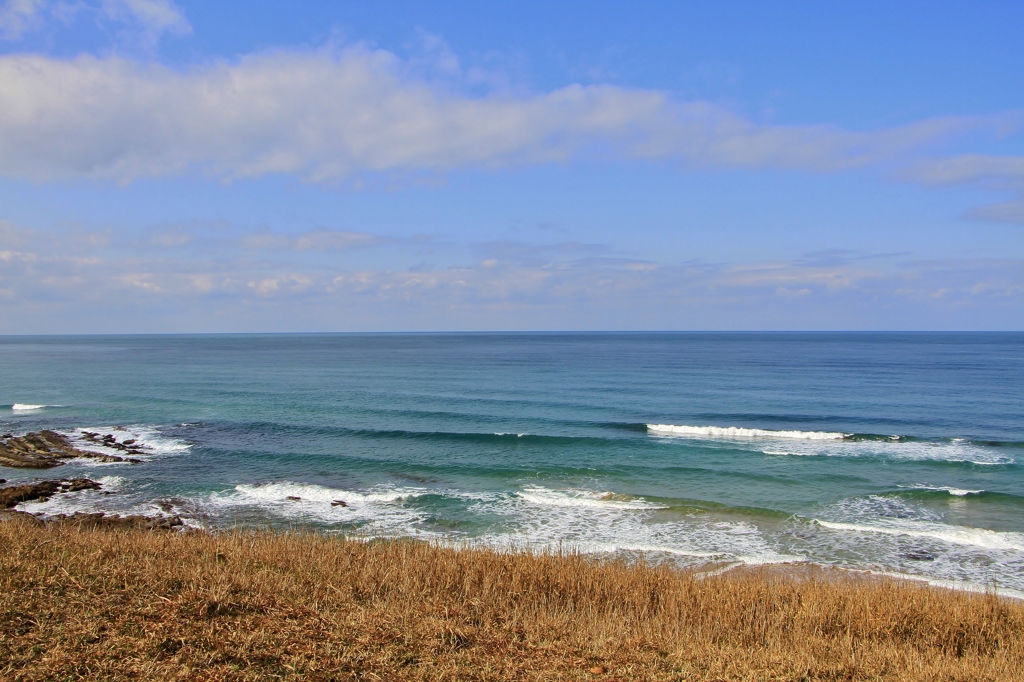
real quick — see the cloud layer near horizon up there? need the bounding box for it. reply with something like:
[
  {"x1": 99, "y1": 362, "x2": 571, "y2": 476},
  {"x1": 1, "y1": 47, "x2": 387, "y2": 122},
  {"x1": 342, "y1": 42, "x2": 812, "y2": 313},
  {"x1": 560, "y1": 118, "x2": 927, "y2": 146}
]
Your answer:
[
  {"x1": 0, "y1": 46, "x2": 992, "y2": 183},
  {"x1": 1, "y1": 219, "x2": 1021, "y2": 332}
]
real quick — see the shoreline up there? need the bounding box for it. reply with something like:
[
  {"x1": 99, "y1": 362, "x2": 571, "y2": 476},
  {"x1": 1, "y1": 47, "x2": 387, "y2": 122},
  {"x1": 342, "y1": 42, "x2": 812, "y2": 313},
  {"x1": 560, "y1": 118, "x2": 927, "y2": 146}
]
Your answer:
[
  {"x1": 3, "y1": 517, "x2": 1023, "y2": 680},
  {"x1": 3, "y1": 464, "x2": 1022, "y2": 605}
]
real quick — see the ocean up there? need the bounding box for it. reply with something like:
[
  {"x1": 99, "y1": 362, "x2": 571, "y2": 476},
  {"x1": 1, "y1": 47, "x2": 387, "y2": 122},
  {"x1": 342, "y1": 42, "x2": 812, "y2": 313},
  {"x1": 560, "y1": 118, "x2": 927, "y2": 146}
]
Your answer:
[{"x1": 2, "y1": 332, "x2": 1022, "y2": 596}]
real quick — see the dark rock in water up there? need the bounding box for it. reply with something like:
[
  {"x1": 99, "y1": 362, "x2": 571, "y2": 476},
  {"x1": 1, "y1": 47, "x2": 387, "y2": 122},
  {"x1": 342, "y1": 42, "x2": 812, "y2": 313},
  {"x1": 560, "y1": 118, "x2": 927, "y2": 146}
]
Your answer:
[
  {"x1": 48, "y1": 512, "x2": 184, "y2": 531},
  {"x1": 0, "y1": 430, "x2": 135, "y2": 468},
  {"x1": 65, "y1": 478, "x2": 101, "y2": 492},
  {"x1": 286, "y1": 496, "x2": 302, "y2": 501},
  {"x1": 0, "y1": 477, "x2": 100, "y2": 509},
  {"x1": 903, "y1": 551, "x2": 937, "y2": 561},
  {"x1": 123, "y1": 439, "x2": 136, "y2": 445},
  {"x1": 0, "y1": 480, "x2": 62, "y2": 508},
  {"x1": 0, "y1": 477, "x2": 183, "y2": 530},
  {"x1": 0, "y1": 479, "x2": 5, "y2": 484},
  {"x1": 156, "y1": 498, "x2": 190, "y2": 514},
  {"x1": 331, "y1": 500, "x2": 348, "y2": 507}
]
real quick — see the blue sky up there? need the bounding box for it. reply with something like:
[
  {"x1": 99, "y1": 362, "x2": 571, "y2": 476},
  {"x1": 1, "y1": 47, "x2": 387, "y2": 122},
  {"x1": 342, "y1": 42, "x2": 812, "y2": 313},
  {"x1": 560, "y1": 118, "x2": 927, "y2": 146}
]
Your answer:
[{"x1": 0, "y1": 0, "x2": 1022, "y2": 332}]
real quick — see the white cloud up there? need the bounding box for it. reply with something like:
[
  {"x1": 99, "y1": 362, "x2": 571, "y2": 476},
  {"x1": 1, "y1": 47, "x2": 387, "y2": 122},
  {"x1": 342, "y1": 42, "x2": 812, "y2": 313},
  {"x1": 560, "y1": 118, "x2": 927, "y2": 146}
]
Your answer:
[
  {"x1": 0, "y1": 46, "x2": 987, "y2": 183},
  {"x1": 99, "y1": 0, "x2": 190, "y2": 39},
  {"x1": 0, "y1": 0, "x2": 45, "y2": 38},
  {"x1": 906, "y1": 154, "x2": 1024, "y2": 224},
  {"x1": 240, "y1": 230, "x2": 383, "y2": 252},
  {"x1": 1, "y1": 219, "x2": 1022, "y2": 332},
  {"x1": 908, "y1": 154, "x2": 1024, "y2": 186},
  {"x1": 964, "y1": 200, "x2": 1024, "y2": 224},
  {"x1": 0, "y1": 0, "x2": 189, "y2": 42}
]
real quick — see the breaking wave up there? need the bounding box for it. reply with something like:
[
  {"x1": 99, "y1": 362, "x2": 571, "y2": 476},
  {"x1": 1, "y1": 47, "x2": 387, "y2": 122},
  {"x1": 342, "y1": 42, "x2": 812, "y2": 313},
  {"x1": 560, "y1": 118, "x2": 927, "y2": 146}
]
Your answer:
[
  {"x1": 648, "y1": 423, "x2": 848, "y2": 440},
  {"x1": 64, "y1": 425, "x2": 192, "y2": 460},
  {"x1": 898, "y1": 484, "x2": 985, "y2": 497},
  {"x1": 816, "y1": 517, "x2": 1024, "y2": 552},
  {"x1": 516, "y1": 486, "x2": 668, "y2": 511}
]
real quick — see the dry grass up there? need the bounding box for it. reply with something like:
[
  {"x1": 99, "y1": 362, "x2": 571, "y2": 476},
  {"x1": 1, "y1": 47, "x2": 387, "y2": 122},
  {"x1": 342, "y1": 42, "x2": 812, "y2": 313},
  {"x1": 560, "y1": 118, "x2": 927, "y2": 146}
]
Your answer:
[{"x1": 1, "y1": 518, "x2": 1022, "y2": 680}]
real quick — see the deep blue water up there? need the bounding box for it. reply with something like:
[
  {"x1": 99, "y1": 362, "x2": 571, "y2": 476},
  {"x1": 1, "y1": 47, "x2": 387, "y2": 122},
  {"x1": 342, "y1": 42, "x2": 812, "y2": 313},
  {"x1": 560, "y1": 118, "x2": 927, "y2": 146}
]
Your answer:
[{"x1": 2, "y1": 332, "x2": 1022, "y2": 595}]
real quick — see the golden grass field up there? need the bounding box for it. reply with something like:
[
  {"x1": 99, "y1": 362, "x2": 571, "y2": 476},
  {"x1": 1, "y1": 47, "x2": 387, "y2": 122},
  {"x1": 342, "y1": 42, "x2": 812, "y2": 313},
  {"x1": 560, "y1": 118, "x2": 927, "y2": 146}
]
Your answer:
[{"x1": 2, "y1": 516, "x2": 1022, "y2": 681}]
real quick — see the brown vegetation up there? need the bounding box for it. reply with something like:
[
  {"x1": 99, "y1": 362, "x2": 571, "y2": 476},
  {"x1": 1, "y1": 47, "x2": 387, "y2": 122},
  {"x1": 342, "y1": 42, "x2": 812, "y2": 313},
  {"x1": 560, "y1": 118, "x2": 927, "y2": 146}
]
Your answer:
[{"x1": 1, "y1": 517, "x2": 1022, "y2": 680}]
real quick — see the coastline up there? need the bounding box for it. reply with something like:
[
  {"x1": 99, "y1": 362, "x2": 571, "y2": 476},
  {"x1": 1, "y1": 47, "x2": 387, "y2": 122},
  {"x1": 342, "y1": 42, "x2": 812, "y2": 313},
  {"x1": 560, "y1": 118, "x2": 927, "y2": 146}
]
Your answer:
[
  {"x1": 4, "y1": 332, "x2": 1023, "y2": 601},
  {"x1": 3, "y1": 517, "x2": 1022, "y2": 681},
  {"x1": 3, "y1": 461, "x2": 1023, "y2": 605}
]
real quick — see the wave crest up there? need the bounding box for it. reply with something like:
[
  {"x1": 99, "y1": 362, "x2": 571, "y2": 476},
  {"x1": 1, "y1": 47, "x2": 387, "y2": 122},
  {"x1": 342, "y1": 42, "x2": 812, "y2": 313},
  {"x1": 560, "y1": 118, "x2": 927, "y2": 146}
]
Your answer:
[{"x1": 647, "y1": 423, "x2": 848, "y2": 440}]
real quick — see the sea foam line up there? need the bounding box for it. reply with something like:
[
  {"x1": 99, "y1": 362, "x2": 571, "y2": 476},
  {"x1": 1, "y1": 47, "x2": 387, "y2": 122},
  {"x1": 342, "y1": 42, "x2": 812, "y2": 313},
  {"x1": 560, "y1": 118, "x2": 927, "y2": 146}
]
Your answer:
[
  {"x1": 815, "y1": 519, "x2": 1024, "y2": 552},
  {"x1": 899, "y1": 484, "x2": 985, "y2": 497},
  {"x1": 517, "y1": 486, "x2": 668, "y2": 511},
  {"x1": 647, "y1": 423, "x2": 848, "y2": 440},
  {"x1": 12, "y1": 403, "x2": 61, "y2": 411},
  {"x1": 66, "y1": 425, "x2": 192, "y2": 459}
]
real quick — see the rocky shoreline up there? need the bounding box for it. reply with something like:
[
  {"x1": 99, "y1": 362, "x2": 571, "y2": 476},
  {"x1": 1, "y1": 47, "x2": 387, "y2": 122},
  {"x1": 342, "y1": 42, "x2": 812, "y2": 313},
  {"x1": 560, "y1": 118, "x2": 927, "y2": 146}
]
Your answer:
[
  {"x1": 0, "y1": 476, "x2": 184, "y2": 529},
  {"x1": 0, "y1": 429, "x2": 144, "y2": 468},
  {"x1": 0, "y1": 430, "x2": 182, "y2": 530}
]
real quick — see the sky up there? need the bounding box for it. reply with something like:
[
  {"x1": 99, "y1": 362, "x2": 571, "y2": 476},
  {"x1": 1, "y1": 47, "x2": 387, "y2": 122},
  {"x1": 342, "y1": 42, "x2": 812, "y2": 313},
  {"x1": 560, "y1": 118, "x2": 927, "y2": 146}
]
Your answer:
[{"x1": 0, "y1": 0, "x2": 1022, "y2": 332}]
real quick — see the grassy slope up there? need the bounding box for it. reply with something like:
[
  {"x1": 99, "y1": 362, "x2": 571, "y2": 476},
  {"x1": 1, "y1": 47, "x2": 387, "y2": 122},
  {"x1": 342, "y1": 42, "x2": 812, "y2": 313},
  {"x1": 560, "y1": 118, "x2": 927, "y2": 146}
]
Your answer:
[{"x1": 2, "y1": 518, "x2": 1022, "y2": 681}]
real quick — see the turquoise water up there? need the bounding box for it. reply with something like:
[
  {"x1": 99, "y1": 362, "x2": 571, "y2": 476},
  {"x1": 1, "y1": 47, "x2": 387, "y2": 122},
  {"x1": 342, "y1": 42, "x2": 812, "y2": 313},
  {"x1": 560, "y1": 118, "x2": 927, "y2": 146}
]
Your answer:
[{"x1": 2, "y1": 332, "x2": 1023, "y2": 595}]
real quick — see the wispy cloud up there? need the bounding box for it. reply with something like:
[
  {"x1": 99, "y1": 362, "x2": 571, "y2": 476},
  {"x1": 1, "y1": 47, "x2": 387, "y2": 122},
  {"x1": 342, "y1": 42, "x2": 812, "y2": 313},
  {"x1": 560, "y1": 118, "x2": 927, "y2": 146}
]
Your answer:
[
  {"x1": 240, "y1": 230, "x2": 385, "y2": 252},
  {"x1": 0, "y1": 0, "x2": 189, "y2": 43},
  {"x1": 0, "y1": 46, "x2": 997, "y2": 184},
  {"x1": 0, "y1": 0, "x2": 45, "y2": 39},
  {"x1": 907, "y1": 154, "x2": 1024, "y2": 186},
  {"x1": 964, "y1": 201, "x2": 1024, "y2": 224},
  {"x1": 905, "y1": 153, "x2": 1024, "y2": 224},
  {"x1": 2, "y1": 219, "x2": 1021, "y2": 332},
  {"x1": 99, "y1": 0, "x2": 191, "y2": 41}
]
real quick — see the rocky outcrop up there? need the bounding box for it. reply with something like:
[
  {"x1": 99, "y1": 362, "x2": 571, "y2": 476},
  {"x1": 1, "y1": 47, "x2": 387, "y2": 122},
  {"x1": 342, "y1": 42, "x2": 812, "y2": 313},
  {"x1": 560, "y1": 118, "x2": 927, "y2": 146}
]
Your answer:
[
  {"x1": 79, "y1": 431, "x2": 147, "y2": 456},
  {"x1": 45, "y1": 512, "x2": 184, "y2": 530},
  {"x1": 0, "y1": 478, "x2": 100, "y2": 508},
  {"x1": 0, "y1": 430, "x2": 143, "y2": 469},
  {"x1": 0, "y1": 477, "x2": 182, "y2": 530}
]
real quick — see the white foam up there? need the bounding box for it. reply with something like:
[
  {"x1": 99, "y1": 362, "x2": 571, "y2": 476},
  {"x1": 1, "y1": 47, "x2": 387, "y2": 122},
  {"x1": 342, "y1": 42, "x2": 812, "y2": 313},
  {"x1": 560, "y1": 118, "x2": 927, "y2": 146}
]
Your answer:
[
  {"x1": 648, "y1": 424, "x2": 1016, "y2": 466},
  {"x1": 648, "y1": 424, "x2": 848, "y2": 440},
  {"x1": 11, "y1": 403, "x2": 60, "y2": 411},
  {"x1": 900, "y1": 484, "x2": 984, "y2": 497},
  {"x1": 752, "y1": 437, "x2": 1011, "y2": 465},
  {"x1": 198, "y1": 480, "x2": 800, "y2": 566},
  {"x1": 65, "y1": 425, "x2": 192, "y2": 460},
  {"x1": 14, "y1": 475, "x2": 149, "y2": 518},
  {"x1": 232, "y1": 481, "x2": 421, "y2": 505},
  {"x1": 204, "y1": 481, "x2": 440, "y2": 536},
  {"x1": 816, "y1": 518, "x2": 1024, "y2": 552},
  {"x1": 466, "y1": 486, "x2": 803, "y2": 566},
  {"x1": 517, "y1": 486, "x2": 667, "y2": 511}
]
